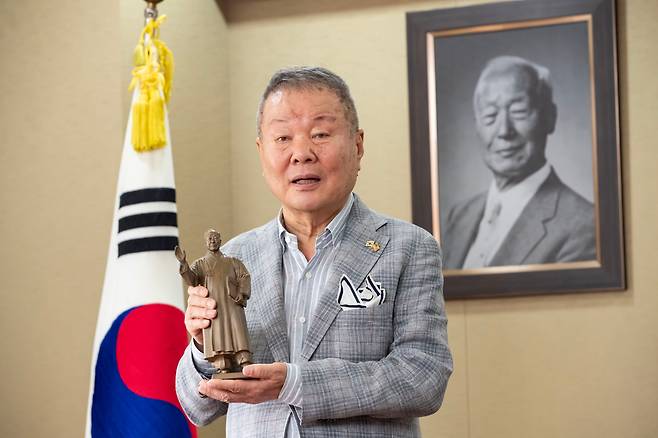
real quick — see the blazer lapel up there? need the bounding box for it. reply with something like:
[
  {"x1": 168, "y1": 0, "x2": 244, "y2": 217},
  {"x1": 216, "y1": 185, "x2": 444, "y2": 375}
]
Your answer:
[
  {"x1": 490, "y1": 171, "x2": 560, "y2": 266},
  {"x1": 249, "y1": 221, "x2": 289, "y2": 363},
  {"x1": 300, "y1": 196, "x2": 389, "y2": 361},
  {"x1": 445, "y1": 194, "x2": 485, "y2": 268}
]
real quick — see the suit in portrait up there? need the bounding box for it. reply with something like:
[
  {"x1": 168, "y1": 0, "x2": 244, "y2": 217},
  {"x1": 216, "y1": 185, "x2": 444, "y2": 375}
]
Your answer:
[
  {"x1": 442, "y1": 170, "x2": 596, "y2": 269},
  {"x1": 176, "y1": 195, "x2": 453, "y2": 437}
]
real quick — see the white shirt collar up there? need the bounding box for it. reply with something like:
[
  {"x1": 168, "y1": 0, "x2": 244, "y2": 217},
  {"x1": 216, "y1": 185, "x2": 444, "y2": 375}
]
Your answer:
[
  {"x1": 484, "y1": 162, "x2": 552, "y2": 219},
  {"x1": 277, "y1": 193, "x2": 355, "y2": 250}
]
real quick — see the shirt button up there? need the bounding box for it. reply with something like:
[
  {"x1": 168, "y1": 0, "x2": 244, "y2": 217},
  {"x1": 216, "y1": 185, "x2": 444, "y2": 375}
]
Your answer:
[
  {"x1": 299, "y1": 317, "x2": 306, "y2": 324},
  {"x1": 305, "y1": 272, "x2": 312, "y2": 279}
]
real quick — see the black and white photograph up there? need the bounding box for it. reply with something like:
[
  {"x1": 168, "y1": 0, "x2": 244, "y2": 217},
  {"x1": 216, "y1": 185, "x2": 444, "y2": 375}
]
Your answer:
[
  {"x1": 435, "y1": 22, "x2": 595, "y2": 270},
  {"x1": 407, "y1": 0, "x2": 624, "y2": 298}
]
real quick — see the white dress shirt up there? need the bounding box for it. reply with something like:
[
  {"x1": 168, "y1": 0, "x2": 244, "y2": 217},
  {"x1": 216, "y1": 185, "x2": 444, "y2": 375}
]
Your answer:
[{"x1": 276, "y1": 193, "x2": 354, "y2": 436}]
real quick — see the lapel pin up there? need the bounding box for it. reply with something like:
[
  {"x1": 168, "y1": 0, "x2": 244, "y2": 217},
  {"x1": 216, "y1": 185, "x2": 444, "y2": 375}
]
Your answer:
[{"x1": 365, "y1": 240, "x2": 381, "y2": 252}]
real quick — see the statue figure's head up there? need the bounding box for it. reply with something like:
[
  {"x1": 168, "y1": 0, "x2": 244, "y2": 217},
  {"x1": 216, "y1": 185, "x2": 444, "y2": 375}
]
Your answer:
[{"x1": 204, "y1": 229, "x2": 221, "y2": 252}]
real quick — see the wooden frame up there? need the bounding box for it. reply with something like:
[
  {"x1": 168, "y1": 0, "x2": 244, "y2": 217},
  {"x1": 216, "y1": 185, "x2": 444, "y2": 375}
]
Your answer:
[{"x1": 406, "y1": 0, "x2": 624, "y2": 299}]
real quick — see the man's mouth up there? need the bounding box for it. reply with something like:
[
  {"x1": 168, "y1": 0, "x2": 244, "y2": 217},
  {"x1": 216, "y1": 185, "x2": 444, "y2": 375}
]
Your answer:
[
  {"x1": 494, "y1": 144, "x2": 523, "y2": 158},
  {"x1": 291, "y1": 175, "x2": 321, "y2": 185}
]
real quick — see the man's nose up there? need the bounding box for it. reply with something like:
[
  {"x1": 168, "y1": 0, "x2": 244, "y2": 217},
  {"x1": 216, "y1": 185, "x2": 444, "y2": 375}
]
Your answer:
[
  {"x1": 496, "y1": 112, "x2": 515, "y2": 138},
  {"x1": 290, "y1": 136, "x2": 317, "y2": 164}
]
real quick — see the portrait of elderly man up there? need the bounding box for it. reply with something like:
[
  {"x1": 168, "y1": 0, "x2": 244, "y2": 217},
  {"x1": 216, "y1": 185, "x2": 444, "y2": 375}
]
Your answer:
[
  {"x1": 176, "y1": 67, "x2": 452, "y2": 437},
  {"x1": 442, "y1": 56, "x2": 596, "y2": 270}
]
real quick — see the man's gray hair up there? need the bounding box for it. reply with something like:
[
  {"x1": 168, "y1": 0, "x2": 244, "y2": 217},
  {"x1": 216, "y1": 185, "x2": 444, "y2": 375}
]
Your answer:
[
  {"x1": 473, "y1": 56, "x2": 555, "y2": 112},
  {"x1": 256, "y1": 66, "x2": 359, "y2": 137}
]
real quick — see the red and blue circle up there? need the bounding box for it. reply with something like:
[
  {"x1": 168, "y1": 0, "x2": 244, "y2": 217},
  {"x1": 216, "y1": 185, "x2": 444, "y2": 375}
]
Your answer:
[{"x1": 92, "y1": 303, "x2": 196, "y2": 437}]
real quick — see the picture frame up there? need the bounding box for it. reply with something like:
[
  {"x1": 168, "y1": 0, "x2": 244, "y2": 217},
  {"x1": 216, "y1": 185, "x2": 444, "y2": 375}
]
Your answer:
[{"x1": 406, "y1": 0, "x2": 624, "y2": 299}]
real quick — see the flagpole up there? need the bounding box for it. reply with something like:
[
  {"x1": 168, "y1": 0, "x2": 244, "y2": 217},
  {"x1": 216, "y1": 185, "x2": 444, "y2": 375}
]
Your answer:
[
  {"x1": 143, "y1": 1, "x2": 159, "y2": 47},
  {"x1": 144, "y1": 0, "x2": 163, "y2": 21}
]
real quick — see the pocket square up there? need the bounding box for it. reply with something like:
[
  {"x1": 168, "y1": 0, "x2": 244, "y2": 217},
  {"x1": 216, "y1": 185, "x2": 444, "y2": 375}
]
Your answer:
[{"x1": 337, "y1": 274, "x2": 386, "y2": 310}]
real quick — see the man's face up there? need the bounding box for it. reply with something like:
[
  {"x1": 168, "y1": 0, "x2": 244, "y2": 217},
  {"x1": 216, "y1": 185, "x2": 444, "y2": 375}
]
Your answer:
[
  {"x1": 206, "y1": 233, "x2": 220, "y2": 251},
  {"x1": 256, "y1": 87, "x2": 364, "y2": 218},
  {"x1": 474, "y1": 69, "x2": 554, "y2": 182}
]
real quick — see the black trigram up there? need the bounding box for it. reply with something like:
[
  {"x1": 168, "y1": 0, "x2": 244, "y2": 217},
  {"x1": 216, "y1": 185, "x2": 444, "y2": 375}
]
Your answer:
[{"x1": 117, "y1": 187, "x2": 179, "y2": 257}]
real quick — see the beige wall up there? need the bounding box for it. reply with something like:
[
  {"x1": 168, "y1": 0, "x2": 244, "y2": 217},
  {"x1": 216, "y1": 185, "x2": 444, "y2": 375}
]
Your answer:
[
  {"x1": 1, "y1": 0, "x2": 656, "y2": 437},
  {"x1": 0, "y1": 0, "x2": 121, "y2": 435}
]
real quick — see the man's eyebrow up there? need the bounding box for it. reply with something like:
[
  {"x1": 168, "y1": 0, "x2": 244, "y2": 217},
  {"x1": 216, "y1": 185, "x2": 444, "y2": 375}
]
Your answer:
[{"x1": 314, "y1": 115, "x2": 337, "y2": 122}]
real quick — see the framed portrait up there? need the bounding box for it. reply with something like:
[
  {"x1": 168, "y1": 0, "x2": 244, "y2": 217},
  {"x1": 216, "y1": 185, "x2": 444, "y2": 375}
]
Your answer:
[{"x1": 406, "y1": 0, "x2": 624, "y2": 299}]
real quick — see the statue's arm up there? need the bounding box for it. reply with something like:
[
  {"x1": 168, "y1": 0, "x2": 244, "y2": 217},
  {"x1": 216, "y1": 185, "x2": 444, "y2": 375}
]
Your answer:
[
  {"x1": 180, "y1": 262, "x2": 198, "y2": 286},
  {"x1": 176, "y1": 246, "x2": 201, "y2": 286},
  {"x1": 240, "y1": 273, "x2": 251, "y2": 301},
  {"x1": 236, "y1": 260, "x2": 251, "y2": 301}
]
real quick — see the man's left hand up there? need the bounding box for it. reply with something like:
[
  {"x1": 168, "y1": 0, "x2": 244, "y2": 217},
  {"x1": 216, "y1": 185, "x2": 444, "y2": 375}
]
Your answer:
[{"x1": 198, "y1": 363, "x2": 287, "y2": 404}]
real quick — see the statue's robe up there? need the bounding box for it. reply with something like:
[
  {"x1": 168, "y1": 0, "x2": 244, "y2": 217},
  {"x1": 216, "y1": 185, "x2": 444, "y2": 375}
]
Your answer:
[{"x1": 182, "y1": 251, "x2": 251, "y2": 360}]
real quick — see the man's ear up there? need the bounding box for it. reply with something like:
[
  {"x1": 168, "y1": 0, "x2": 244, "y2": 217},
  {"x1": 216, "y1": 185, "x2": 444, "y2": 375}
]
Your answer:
[
  {"x1": 256, "y1": 137, "x2": 262, "y2": 152},
  {"x1": 545, "y1": 102, "x2": 557, "y2": 135},
  {"x1": 355, "y1": 129, "x2": 365, "y2": 160}
]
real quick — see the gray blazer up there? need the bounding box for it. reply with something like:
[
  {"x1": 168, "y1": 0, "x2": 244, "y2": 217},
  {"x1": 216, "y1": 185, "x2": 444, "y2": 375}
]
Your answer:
[
  {"x1": 443, "y1": 170, "x2": 596, "y2": 269},
  {"x1": 176, "y1": 195, "x2": 453, "y2": 437}
]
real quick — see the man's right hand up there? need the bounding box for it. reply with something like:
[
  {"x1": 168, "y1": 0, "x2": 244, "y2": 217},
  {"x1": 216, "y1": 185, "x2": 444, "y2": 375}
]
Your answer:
[{"x1": 185, "y1": 285, "x2": 217, "y2": 347}]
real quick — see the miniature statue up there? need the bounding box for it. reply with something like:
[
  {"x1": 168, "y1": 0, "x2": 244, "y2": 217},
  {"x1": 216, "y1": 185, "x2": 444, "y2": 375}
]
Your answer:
[{"x1": 175, "y1": 229, "x2": 253, "y2": 379}]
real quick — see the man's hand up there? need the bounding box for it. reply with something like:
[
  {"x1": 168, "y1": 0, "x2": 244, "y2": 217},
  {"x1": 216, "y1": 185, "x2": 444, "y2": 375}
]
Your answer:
[
  {"x1": 198, "y1": 363, "x2": 287, "y2": 404},
  {"x1": 185, "y1": 285, "x2": 217, "y2": 346}
]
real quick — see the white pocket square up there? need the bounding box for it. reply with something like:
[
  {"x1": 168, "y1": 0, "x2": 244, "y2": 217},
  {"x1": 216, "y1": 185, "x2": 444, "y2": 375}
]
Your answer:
[{"x1": 337, "y1": 274, "x2": 386, "y2": 310}]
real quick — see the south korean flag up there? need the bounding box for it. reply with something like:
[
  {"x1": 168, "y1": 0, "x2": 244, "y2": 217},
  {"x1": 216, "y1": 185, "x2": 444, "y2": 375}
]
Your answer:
[{"x1": 86, "y1": 86, "x2": 196, "y2": 438}]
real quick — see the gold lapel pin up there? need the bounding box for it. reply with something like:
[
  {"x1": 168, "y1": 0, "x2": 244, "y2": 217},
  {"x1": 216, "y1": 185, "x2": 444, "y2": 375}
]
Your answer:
[{"x1": 365, "y1": 240, "x2": 381, "y2": 252}]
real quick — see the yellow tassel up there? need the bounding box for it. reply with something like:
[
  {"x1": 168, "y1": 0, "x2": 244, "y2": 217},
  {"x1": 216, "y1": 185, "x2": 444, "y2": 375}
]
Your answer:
[
  {"x1": 129, "y1": 15, "x2": 173, "y2": 152},
  {"x1": 148, "y1": 85, "x2": 166, "y2": 149},
  {"x1": 133, "y1": 42, "x2": 145, "y2": 67},
  {"x1": 154, "y1": 40, "x2": 174, "y2": 103}
]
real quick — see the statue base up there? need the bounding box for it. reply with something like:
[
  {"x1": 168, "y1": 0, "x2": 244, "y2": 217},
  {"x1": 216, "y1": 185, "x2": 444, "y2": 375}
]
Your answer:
[{"x1": 212, "y1": 371, "x2": 256, "y2": 380}]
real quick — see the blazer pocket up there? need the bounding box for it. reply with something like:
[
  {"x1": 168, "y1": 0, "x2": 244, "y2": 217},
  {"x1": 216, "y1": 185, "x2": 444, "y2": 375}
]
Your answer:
[
  {"x1": 329, "y1": 303, "x2": 393, "y2": 361},
  {"x1": 335, "y1": 300, "x2": 390, "y2": 328}
]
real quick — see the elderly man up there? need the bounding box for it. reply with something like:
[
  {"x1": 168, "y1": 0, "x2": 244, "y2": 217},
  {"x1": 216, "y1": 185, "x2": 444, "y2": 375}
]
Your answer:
[
  {"x1": 443, "y1": 56, "x2": 596, "y2": 269},
  {"x1": 176, "y1": 67, "x2": 452, "y2": 437}
]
